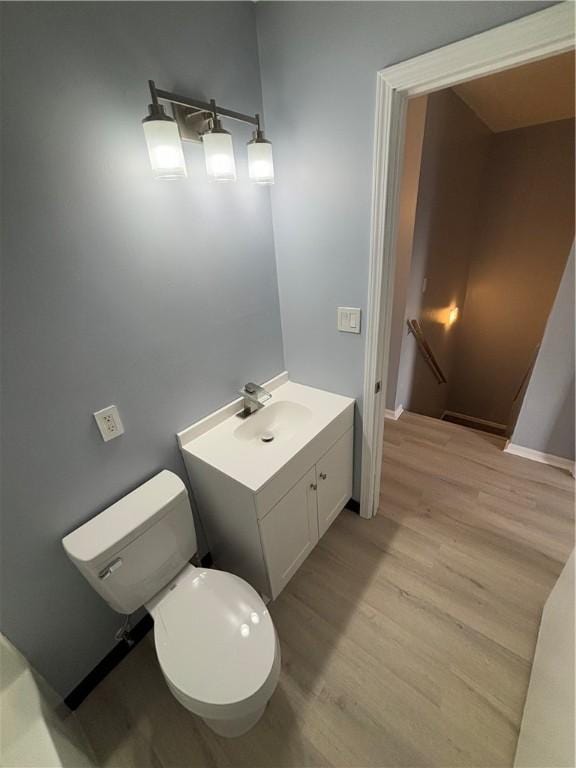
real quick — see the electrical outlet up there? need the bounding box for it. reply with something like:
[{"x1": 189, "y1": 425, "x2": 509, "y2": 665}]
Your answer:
[{"x1": 93, "y1": 405, "x2": 124, "y2": 442}]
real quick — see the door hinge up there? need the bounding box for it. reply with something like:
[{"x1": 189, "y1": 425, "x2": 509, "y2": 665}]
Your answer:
[{"x1": 375, "y1": 381, "x2": 381, "y2": 394}]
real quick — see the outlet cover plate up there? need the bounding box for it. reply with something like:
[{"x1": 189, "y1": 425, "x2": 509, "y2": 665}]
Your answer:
[
  {"x1": 337, "y1": 307, "x2": 361, "y2": 334},
  {"x1": 93, "y1": 405, "x2": 124, "y2": 442}
]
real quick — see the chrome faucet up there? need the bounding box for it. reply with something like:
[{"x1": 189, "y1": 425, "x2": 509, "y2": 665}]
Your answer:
[{"x1": 237, "y1": 382, "x2": 272, "y2": 418}]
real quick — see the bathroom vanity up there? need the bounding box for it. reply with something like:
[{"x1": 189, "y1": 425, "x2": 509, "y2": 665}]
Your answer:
[{"x1": 178, "y1": 373, "x2": 354, "y2": 600}]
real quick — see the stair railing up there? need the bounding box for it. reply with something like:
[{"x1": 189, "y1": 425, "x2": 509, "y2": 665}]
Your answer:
[
  {"x1": 407, "y1": 318, "x2": 447, "y2": 384},
  {"x1": 512, "y1": 344, "x2": 540, "y2": 402}
]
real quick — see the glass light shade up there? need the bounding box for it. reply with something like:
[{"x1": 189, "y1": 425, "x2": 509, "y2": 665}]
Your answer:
[
  {"x1": 203, "y1": 131, "x2": 236, "y2": 182},
  {"x1": 143, "y1": 119, "x2": 187, "y2": 180},
  {"x1": 247, "y1": 140, "x2": 274, "y2": 184}
]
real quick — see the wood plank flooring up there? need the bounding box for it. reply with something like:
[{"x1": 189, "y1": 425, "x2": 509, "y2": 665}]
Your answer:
[{"x1": 78, "y1": 412, "x2": 574, "y2": 767}]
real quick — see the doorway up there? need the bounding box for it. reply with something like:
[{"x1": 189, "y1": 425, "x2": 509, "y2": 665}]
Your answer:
[
  {"x1": 386, "y1": 53, "x2": 574, "y2": 441},
  {"x1": 360, "y1": 3, "x2": 575, "y2": 519}
]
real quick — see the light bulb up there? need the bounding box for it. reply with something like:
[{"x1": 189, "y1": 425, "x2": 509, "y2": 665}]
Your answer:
[
  {"x1": 142, "y1": 104, "x2": 186, "y2": 180},
  {"x1": 203, "y1": 125, "x2": 236, "y2": 182},
  {"x1": 247, "y1": 137, "x2": 274, "y2": 184}
]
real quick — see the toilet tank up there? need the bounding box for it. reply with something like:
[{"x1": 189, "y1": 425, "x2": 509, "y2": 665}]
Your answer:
[{"x1": 62, "y1": 470, "x2": 197, "y2": 614}]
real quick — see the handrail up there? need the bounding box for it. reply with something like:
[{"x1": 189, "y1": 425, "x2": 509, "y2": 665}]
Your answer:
[
  {"x1": 512, "y1": 344, "x2": 540, "y2": 402},
  {"x1": 407, "y1": 319, "x2": 447, "y2": 384}
]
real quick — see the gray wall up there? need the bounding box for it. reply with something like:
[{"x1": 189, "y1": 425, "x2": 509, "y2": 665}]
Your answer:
[
  {"x1": 448, "y1": 119, "x2": 575, "y2": 426},
  {"x1": 256, "y1": 1, "x2": 553, "y2": 492},
  {"x1": 511, "y1": 246, "x2": 575, "y2": 460},
  {"x1": 393, "y1": 89, "x2": 490, "y2": 417},
  {"x1": 0, "y1": 2, "x2": 283, "y2": 697}
]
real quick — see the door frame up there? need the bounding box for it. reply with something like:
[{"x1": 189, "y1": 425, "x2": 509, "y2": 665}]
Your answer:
[{"x1": 360, "y1": 3, "x2": 575, "y2": 519}]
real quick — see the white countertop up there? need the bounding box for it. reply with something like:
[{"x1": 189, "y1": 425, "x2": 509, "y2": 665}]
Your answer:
[{"x1": 178, "y1": 379, "x2": 354, "y2": 492}]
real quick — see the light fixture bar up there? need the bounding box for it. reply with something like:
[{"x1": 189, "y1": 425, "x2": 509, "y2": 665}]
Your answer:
[{"x1": 149, "y1": 81, "x2": 259, "y2": 128}]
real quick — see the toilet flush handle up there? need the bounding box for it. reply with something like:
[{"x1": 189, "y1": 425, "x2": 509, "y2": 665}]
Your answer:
[{"x1": 99, "y1": 557, "x2": 123, "y2": 580}]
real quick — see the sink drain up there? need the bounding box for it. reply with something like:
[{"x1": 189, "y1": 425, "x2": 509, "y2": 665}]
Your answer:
[{"x1": 261, "y1": 431, "x2": 275, "y2": 443}]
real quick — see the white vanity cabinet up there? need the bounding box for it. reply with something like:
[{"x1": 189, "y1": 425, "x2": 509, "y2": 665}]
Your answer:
[
  {"x1": 178, "y1": 377, "x2": 355, "y2": 601},
  {"x1": 259, "y1": 428, "x2": 353, "y2": 598},
  {"x1": 316, "y1": 429, "x2": 354, "y2": 538},
  {"x1": 259, "y1": 468, "x2": 319, "y2": 598}
]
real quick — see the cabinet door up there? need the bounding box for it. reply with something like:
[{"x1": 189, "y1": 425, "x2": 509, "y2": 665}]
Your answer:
[
  {"x1": 259, "y1": 468, "x2": 319, "y2": 599},
  {"x1": 317, "y1": 429, "x2": 353, "y2": 538}
]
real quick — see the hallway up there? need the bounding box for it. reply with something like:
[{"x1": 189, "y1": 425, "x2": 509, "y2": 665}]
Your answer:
[{"x1": 78, "y1": 413, "x2": 574, "y2": 768}]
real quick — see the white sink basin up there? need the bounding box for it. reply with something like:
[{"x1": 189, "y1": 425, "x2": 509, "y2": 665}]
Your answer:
[
  {"x1": 233, "y1": 401, "x2": 313, "y2": 444},
  {"x1": 177, "y1": 375, "x2": 354, "y2": 492}
]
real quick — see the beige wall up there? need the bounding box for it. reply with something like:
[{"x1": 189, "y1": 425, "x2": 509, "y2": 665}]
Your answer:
[
  {"x1": 394, "y1": 89, "x2": 490, "y2": 417},
  {"x1": 448, "y1": 119, "x2": 575, "y2": 426}
]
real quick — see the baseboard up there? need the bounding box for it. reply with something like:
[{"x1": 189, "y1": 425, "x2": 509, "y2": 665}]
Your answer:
[
  {"x1": 384, "y1": 404, "x2": 404, "y2": 421},
  {"x1": 504, "y1": 442, "x2": 575, "y2": 475},
  {"x1": 442, "y1": 410, "x2": 507, "y2": 431},
  {"x1": 64, "y1": 613, "x2": 153, "y2": 710}
]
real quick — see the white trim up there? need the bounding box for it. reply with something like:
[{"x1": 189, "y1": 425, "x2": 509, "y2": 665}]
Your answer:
[
  {"x1": 504, "y1": 442, "x2": 575, "y2": 476},
  {"x1": 384, "y1": 405, "x2": 404, "y2": 421},
  {"x1": 442, "y1": 410, "x2": 507, "y2": 432},
  {"x1": 360, "y1": 4, "x2": 575, "y2": 519},
  {"x1": 177, "y1": 371, "x2": 288, "y2": 447}
]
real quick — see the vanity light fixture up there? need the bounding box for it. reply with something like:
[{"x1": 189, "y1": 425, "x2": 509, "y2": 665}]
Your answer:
[{"x1": 142, "y1": 81, "x2": 274, "y2": 184}]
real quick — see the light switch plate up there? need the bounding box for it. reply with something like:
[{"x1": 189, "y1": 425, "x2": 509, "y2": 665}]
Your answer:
[
  {"x1": 93, "y1": 405, "x2": 124, "y2": 442},
  {"x1": 337, "y1": 307, "x2": 361, "y2": 334}
]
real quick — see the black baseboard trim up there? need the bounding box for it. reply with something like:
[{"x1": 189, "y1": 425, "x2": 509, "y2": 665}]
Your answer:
[
  {"x1": 200, "y1": 552, "x2": 213, "y2": 568},
  {"x1": 345, "y1": 498, "x2": 360, "y2": 514},
  {"x1": 64, "y1": 613, "x2": 153, "y2": 710}
]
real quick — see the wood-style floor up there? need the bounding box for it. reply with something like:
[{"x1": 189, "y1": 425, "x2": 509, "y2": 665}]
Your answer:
[{"x1": 78, "y1": 412, "x2": 574, "y2": 768}]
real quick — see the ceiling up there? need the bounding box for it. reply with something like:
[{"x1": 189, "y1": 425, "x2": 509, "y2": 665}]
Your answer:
[{"x1": 453, "y1": 51, "x2": 575, "y2": 133}]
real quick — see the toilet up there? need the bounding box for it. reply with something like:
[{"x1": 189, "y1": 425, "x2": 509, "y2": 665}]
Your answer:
[{"x1": 62, "y1": 470, "x2": 281, "y2": 737}]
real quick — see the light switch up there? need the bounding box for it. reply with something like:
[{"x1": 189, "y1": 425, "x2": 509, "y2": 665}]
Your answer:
[{"x1": 337, "y1": 307, "x2": 361, "y2": 334}]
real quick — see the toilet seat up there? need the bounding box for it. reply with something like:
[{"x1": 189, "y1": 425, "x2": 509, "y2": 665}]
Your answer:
[{"x1": 147, "y1": 565, "x2": 280, "y2": 721}]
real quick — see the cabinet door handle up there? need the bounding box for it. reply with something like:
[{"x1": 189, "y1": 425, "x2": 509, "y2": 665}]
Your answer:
[
  {"x1": 319, "y1": 472, "x2": 327, "y2": 480},
  {"x1": 310, "y1": 483, "x2": 317, "y2": 491}
]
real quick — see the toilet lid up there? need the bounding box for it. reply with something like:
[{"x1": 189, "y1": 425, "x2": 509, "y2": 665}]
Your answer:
[{"x1": 151, "y1": 568, "x2": 277, "y2": 707}]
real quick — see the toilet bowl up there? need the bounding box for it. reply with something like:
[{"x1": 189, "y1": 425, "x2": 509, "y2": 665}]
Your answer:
[
  {"x1": 147, "y1": 564, "x2": 281, "y2": 736},
  {"x1": 62, "y1": 470, "x2": 280, "y2": 737}
]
